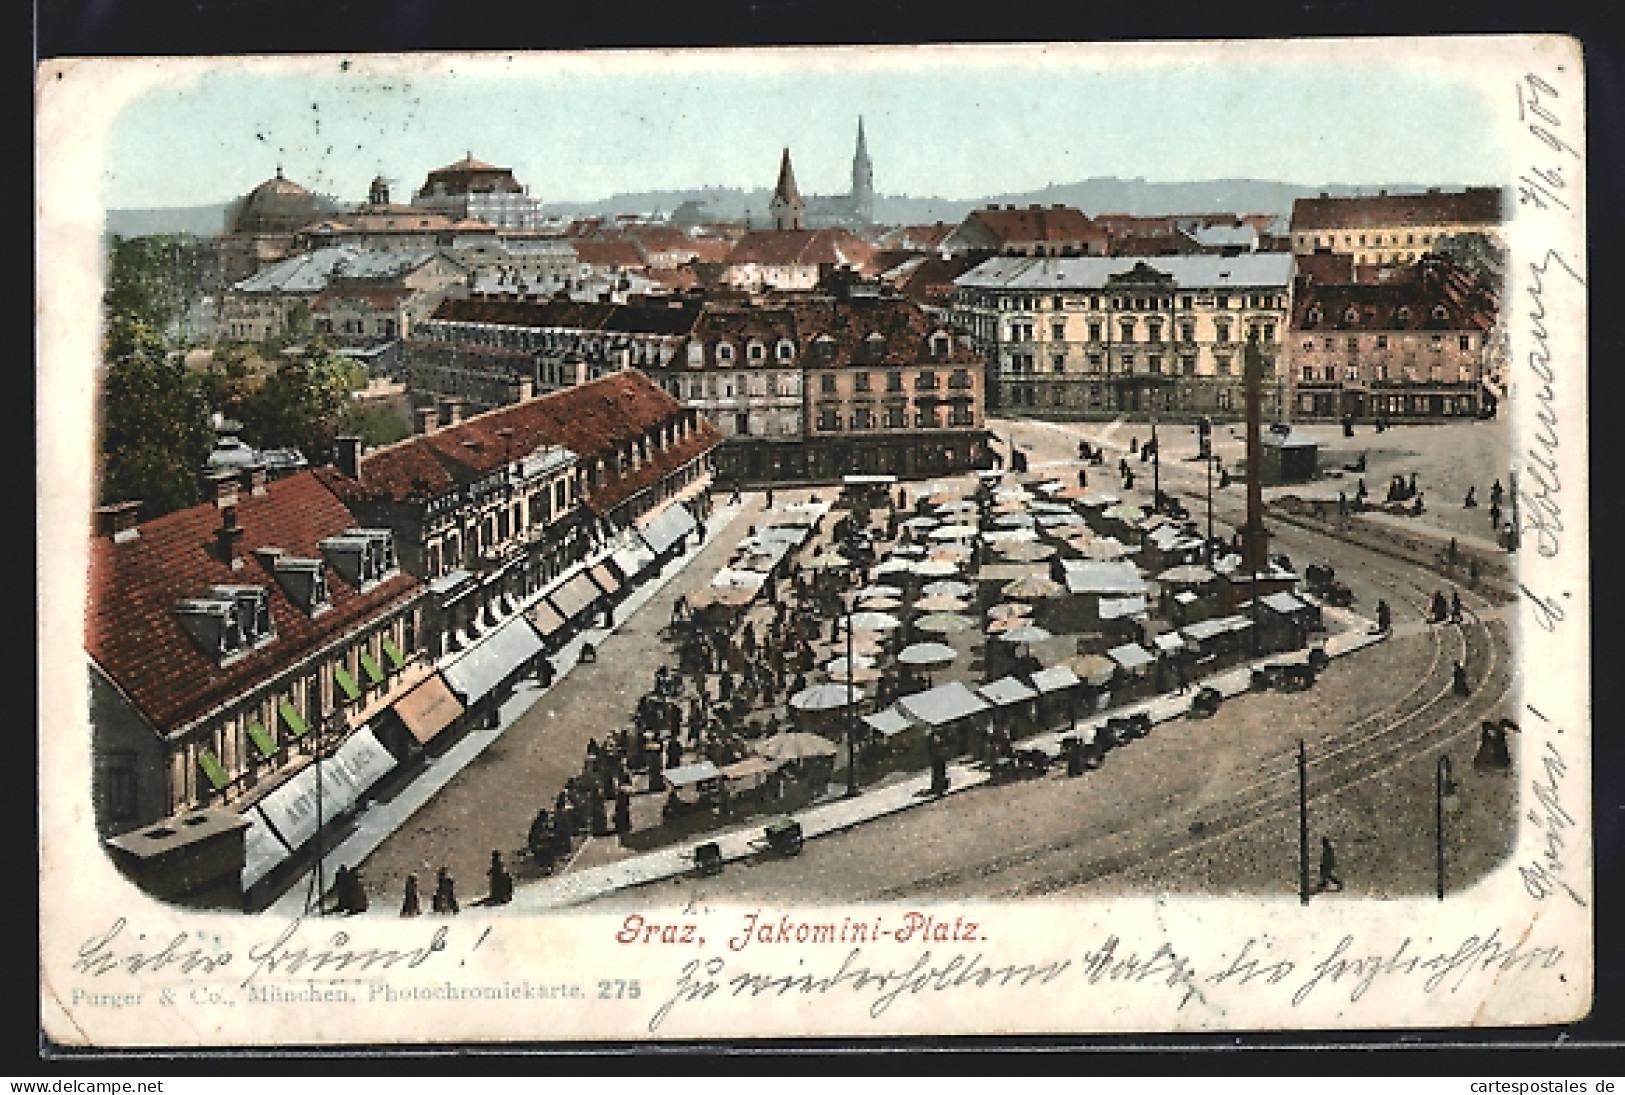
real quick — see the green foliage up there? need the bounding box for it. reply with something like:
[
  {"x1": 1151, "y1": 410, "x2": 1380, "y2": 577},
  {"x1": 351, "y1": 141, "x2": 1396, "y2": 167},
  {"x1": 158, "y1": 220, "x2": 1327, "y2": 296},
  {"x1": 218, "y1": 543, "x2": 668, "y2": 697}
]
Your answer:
[
  {"x1": 341, "y1": 403, "x2": 411, "y2": 448},
  {"x1": 235, "y1": 349, "x2": 355, "y2": 461},
  {"x1": 99, "y1": 313, "x2": 212, "y2": 516},
  {"x1": 104, "y1": 234, "x2": 212, "y2": 342}
]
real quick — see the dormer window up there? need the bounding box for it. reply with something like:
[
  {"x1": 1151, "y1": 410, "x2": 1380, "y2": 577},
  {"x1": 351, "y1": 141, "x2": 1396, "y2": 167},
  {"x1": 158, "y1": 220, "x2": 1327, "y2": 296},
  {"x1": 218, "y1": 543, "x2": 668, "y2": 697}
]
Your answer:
[
  {"x1": 716, "y1": 342, "x2": 735, "y2": 364},
  {"x1": 320, "y1": 528, "x2": 397, "y2": 590},
  {"x1": 865, "y1": 333, "x2": 887, "y2": 361},
  {"x1": 173, "y1": 585, "x2": 274, "y2": 666},
  {"x1": 930, "y1": 333, "x2": 950, "y2": 359},
  {"x1": 775, "y1": 339, "x2": 795, "y2": 361},
  {"x1": 747, "y1": 340, "x2": 766, "y2": 363},
  {"x1": 272, "y1": 556, "x2": 331, "y2": 616},
  {"x1": 814, "y1": 336, "x2": 838, "y2": 362}
]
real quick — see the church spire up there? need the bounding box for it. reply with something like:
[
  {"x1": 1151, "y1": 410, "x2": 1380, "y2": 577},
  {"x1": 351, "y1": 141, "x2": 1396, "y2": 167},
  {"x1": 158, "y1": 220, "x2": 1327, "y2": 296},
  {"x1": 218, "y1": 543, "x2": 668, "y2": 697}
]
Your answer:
[
  {"x1": 770, "y1": 147, "x2": 805, "y2": 231},
  {"x1": 851, "y1": 117, "x2": 875, "y2": 224}
]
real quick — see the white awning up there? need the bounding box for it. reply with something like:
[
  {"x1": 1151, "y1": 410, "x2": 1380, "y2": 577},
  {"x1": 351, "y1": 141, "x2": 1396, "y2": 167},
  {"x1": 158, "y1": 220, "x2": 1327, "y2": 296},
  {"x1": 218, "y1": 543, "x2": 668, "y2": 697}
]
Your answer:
[
  {"x1": 978, "y1": 676, "x2": 1039, "y2": 707},
  {"x1": 440, "y1": 616, "x2": 545, "y2": 705},
  {"x1": 255, "y1": 727, "x2": 397, "y2": 853},
  {"x1": 547, "y1": 571, "x2": 602, "y2": 621},
  {"x1": 611, "y1": 542, "x2": 656, "y2": 582},
  {"x1": 640, "y1": 503, "x2": 697, "y2": 555},
  {"x1": 863, "y1": 708, "x2": 915, "y2": 738},
  {"x1": 897, "y1": 682, "x2": 991, "y2": 727},
  {"x1": 240, "y1": 805, "x2": 292, "y2": 890},
  {"x1": 1108, "y1": 643, "x2": 1156, "y2": 670},
  {"x1": 1030, "y1": 665, "x2": 1082, "y2": 694}
]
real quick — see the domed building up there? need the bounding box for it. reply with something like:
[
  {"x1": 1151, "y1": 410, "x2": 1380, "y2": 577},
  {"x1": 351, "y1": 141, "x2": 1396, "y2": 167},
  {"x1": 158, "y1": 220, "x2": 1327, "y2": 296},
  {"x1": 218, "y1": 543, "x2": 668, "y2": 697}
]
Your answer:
[
  {"x1": 231, "y1": 167, "x2": 324, "y2": 235},
  {"x1": 218, "y1": 168, "x2": 332, "y2": 286}
]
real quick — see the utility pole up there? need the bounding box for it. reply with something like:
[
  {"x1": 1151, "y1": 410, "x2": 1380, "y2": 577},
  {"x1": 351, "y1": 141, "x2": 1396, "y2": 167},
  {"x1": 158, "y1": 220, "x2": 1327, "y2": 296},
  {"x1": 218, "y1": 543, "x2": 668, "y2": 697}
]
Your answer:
[
  {"x1": 1151, "y1": 414, "x2": 1160, "y2": 512},
  {"x1": 1507, "y1": 468, "x2": 1520, "y2": 552},
  {"x1": 1242, "y1": 334, "x2": 1269, "y2": 657},
  {"x1": 845, "y1": 595, "x2": 859, "y2": 798},
  {"x1": 1298, "y1": 738, "x2": 1310, "y2": 905}
]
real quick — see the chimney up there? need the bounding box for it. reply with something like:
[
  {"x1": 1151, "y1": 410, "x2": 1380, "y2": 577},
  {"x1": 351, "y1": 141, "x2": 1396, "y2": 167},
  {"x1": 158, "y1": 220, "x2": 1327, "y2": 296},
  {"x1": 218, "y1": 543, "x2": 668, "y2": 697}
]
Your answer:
[
  {"x1": 439, "y1": 397, "x2": 465, "y2": 426},
  {"x1": 95, "y1": 500, "x2": 142, "y2": 542},
  {"x1": 216, "y1": 502, "x2": 245, "y2": 570},
  {"x1": 414, "y1": 405, "x2": 440, "y2": 435},
  {"x1": 334, "y1": 435, "x2": 363, "y2": 480},
  {"x1": 202, "y1": 469, "x2": 239, "y2": 508},
  {"x1": 240, "y1": 463, "x2": 268, "y2": 496},
  {"x1": 515, "y1": 375, "x2": 535, "y2": 402},
  {"x1": 253, "y1": 545, "x2": 285, "y2": 571}
]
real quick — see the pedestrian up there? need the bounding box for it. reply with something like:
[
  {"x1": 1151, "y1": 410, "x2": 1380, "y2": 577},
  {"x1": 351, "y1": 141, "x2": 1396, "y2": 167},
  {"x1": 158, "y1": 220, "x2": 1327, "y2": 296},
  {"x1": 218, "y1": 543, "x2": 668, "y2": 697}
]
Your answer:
[
  {"x1": 528, "y1": 809, "x2": 552, "y2": 865},
  {"x1": 1489, "y1": 500, "x2": 1502, "y2": 531},
  {"x1": 487, "y1": 851, "x2": 513, "y2": 905},
  {"x1": 1318, "y1": 837, "x2": 1343, "y2": 892},
  {"x1": 1430, "y1": 590, "x2": 1449, "y2": 623},
  {"x1": 1464, "y1": 485, "x2": 1477, "y2": 508},
  {"x1": 1453, "y1": 660, "x2": 1470, "y2": 696},
  {"x1": 1450, "y1": 590, "x2": 1462, "y2": 624},
  {"x1": 1337, "y1": 491, "x2": 1347, "y2": 516},
  {"x1": 614, "y1": 789, "x2": 632, "y2": 835},
  {"x1": 1490, "y1": 478, "x2": 1504, "y2": 507},
  {"x1": 765, "y1": 488, "x2": 775, "y2": 509},
  {"x1": 1376, "y1": 600, "x2": 1391, "y2": 633},
  {"x1": 1078, "y1": 467, "x2": 1088, "y2": 489},
  {"x1": 729, "y1": 481, "x2": 742, "y2": 505},
  {"x1": 431, "y1": 867, "x2": 459, "y2": 915},
  {"x1": 400, "y1": 873, "x2": 421, "y2": 917}
]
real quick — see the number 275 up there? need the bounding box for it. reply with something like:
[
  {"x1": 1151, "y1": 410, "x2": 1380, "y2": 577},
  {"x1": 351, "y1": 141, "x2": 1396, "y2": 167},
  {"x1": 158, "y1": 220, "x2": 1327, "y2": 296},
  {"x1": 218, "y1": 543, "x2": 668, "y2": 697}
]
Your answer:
[{"x1": 599, "y1": 979, "x2": 641, "y2": 999}]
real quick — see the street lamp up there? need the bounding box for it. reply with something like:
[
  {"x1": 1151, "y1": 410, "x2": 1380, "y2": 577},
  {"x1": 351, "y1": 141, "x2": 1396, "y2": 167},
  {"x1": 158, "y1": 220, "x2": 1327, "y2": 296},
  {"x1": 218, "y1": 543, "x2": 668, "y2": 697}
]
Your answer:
[
  {"x1": 1436, "y1": 754, "x2": 1461, "y2": 900},
  {"x1": 843, "y1": 589, "x2": 860, "y2": 799}
]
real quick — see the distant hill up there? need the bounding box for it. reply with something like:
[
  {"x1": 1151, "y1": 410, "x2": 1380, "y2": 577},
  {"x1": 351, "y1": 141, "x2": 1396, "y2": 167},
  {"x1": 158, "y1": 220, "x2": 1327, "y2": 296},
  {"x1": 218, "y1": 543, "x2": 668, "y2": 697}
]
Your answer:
[
  {"x1": 543, "y1": 178, "x2": 1451, "y2": 226},
  {"x1": 103, "y1": 192, "x2": 344, "y2": 239},
  {"x1": 108, "y1": 178, "x2": 1468, "y2": 238}
]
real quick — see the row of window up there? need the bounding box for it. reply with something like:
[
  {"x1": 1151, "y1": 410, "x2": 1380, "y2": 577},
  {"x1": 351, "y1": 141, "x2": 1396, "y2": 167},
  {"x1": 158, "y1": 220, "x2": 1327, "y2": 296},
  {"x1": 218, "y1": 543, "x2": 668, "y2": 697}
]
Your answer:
[
  {"x1": 968, "y1": 292, "x2": 1286, "y2": 312},
  {"x1": 1297, "y1": 363, "x2": 1476, "y2": 383},
  {"x1": 175, "y1": 610, "x2": 420, "y2": 812},
  {"x1": 814, "y1": 407, "x2": 977, "y2": 431},
  {"x1": 1005, "y1": 351, "x2": 1234, "y2": 377},
  {"x1": 1299, "y1": 334, "x2": 1476, "y2": 353},
  {"x1": 815, "y1": 369, "x2": 974, "y2": 394},
  {"x1": 1302, "y1": 231, "x2": 1440, "y2": 250},
  {"x1": 1006, "y1": 319, "x2": 1278, "y2": 345}
]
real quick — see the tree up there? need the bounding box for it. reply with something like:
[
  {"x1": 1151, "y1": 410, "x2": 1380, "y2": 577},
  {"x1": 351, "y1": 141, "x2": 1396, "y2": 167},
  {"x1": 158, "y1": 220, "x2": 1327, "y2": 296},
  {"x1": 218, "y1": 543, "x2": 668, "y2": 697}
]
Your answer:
[
  {"x1": 236, "y1": 349, "x2": 355, "y2": 462},
  {"x1": 99, "y1": 314, "x2": 213, "y2": 516},
  {"x1": 341, "y1": 403, "x2": 412, "y2": 448},
  {"x1": 104, "y1": 234, "x2": 213, "y2": 343}
]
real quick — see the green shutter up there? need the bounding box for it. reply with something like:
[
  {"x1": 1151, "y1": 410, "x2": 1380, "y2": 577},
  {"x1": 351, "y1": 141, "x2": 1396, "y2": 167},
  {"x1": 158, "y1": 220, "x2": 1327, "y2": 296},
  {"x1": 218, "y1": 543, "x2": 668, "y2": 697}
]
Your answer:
[
  {"x1": 334, "y1": 665, "x2": 361, "y2": 702},
  {"x1": 247, "y1": 721, "x2": 278, "y2": 758},
  {"x1": 198, "y1": 749, "x2": 230, "y2": 791},
  {"x1": 382, "y1": 637, "x2": 407, "y2": 668},
  {"x1": 360, "y1": 652, "x2": 385, "y2": 685},
  {"x1": 279, "y1": 698, "x2": 309, "y2": 738}
]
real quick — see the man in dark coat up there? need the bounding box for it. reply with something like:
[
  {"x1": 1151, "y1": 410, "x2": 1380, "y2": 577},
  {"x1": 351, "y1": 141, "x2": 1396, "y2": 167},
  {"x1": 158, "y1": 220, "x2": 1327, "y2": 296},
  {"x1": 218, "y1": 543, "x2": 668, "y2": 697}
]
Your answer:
[
  {"x1": 1318, "y1": 837, "x2": 1343, "y2": 892},
  {"x1": 431, "y1": 867, "x2": 459, "y2": 915},
  {"x1": 487, "y1": 851, "x2": 513, "y2": 905},
  {"x1": 400, "y1": 873, "x2": 421, "y2": 917}
]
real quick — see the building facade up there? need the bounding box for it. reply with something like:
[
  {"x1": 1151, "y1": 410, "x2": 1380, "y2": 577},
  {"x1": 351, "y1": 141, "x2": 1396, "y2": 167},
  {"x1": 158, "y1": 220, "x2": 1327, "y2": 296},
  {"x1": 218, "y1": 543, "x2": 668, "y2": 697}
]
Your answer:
[
  {"x1": 1289, "y1": 187, "x2": 1505, "y2": 266},
  {"x1": 952, "y1": 254, "x2": 1294, "y2": 419},
  {"x1": 411, "y1": 154, "x2": 547, "y2": 230},
  {"x1": 405, "y1": 296, "x2": 703, "y2": 411},
  {"x1": 218, "y1": 248, "x2": 468, "y2": 344},
  {"x1": 1285, "y1": 256, "x2": 1499, "y2": 421},
  {"x1": 941, "y1": 204, "x2": 1110, "y2": 258},
  {"x1": 644, "y1": 287, "x2": 991, "y2": 483},
  {"x1": 87, "y1": 466, "x2": 435, "y2": 902}
]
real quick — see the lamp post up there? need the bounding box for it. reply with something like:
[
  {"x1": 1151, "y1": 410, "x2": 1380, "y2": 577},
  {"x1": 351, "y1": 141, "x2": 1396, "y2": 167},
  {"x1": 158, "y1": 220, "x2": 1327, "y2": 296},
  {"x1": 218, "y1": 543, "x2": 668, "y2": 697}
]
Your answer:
[
  {"x1": 1436, "y1": 754, "x2": 1460, "y2": 900},
  {"x1": 1298, "y1": 738, "x2": 1310, "y2": 905},
  {"x1": 845, "y1": 595, "x2": 859, "y2": 799}
]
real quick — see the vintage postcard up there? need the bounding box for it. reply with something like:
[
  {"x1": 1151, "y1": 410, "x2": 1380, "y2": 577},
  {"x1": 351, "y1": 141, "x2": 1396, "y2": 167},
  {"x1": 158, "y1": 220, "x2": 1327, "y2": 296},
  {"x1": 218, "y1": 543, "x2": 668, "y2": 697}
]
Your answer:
[{"x1": 37, "y1": 37, "x2": 1590, "y2": 1046}]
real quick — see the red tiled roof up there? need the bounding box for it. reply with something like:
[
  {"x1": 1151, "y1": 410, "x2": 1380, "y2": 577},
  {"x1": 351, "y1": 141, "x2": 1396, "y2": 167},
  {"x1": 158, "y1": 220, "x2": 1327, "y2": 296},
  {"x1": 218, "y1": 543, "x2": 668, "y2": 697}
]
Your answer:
[
  {"x1": 726, "y1": 229, "x2": 876, "y2": 269},
  {"x1": 1291, "y1": 258, "x2": 1497, "y2": 333},
  {"x1": 963, "y1": 206, "x2": 1108, "y2": 246},
  {"x1": 571, "y1": 239, "x2": 646, "y2": 268},
  {"x1": 86, "y1": 471, "x2": 423, "y2": 734},
  {"x1": 324, "y1": 371, "x2": 721, "y2": 513},
  {"x1": 1290, "y1": 188, "x2": 1503, "y2": 232}
]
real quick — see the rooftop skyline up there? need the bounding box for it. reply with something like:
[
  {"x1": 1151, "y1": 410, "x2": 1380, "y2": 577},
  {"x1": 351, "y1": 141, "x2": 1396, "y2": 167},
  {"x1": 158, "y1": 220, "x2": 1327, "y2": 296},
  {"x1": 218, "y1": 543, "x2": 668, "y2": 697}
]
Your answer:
[{"x1": 94, "y1": 40, "x2": 1515, "y2": 212}]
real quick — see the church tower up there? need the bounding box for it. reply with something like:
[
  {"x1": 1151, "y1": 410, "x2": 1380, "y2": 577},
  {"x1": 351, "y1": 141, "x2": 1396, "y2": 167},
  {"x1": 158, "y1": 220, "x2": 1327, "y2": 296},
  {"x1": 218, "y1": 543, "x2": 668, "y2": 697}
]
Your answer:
[
  {"x1": 850, "y1": 117, "x2": 875, "y2": 225},
  {"x1": 770, "y1": 148, "x2": 805, "y2": 231}
]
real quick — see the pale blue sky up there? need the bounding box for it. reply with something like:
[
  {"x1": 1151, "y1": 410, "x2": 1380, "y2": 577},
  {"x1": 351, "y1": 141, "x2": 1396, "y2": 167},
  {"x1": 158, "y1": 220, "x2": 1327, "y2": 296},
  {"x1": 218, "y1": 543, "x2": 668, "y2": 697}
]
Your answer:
[{"x1": 102, "y1": 49, "x2": 1508, "y2": 209}]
